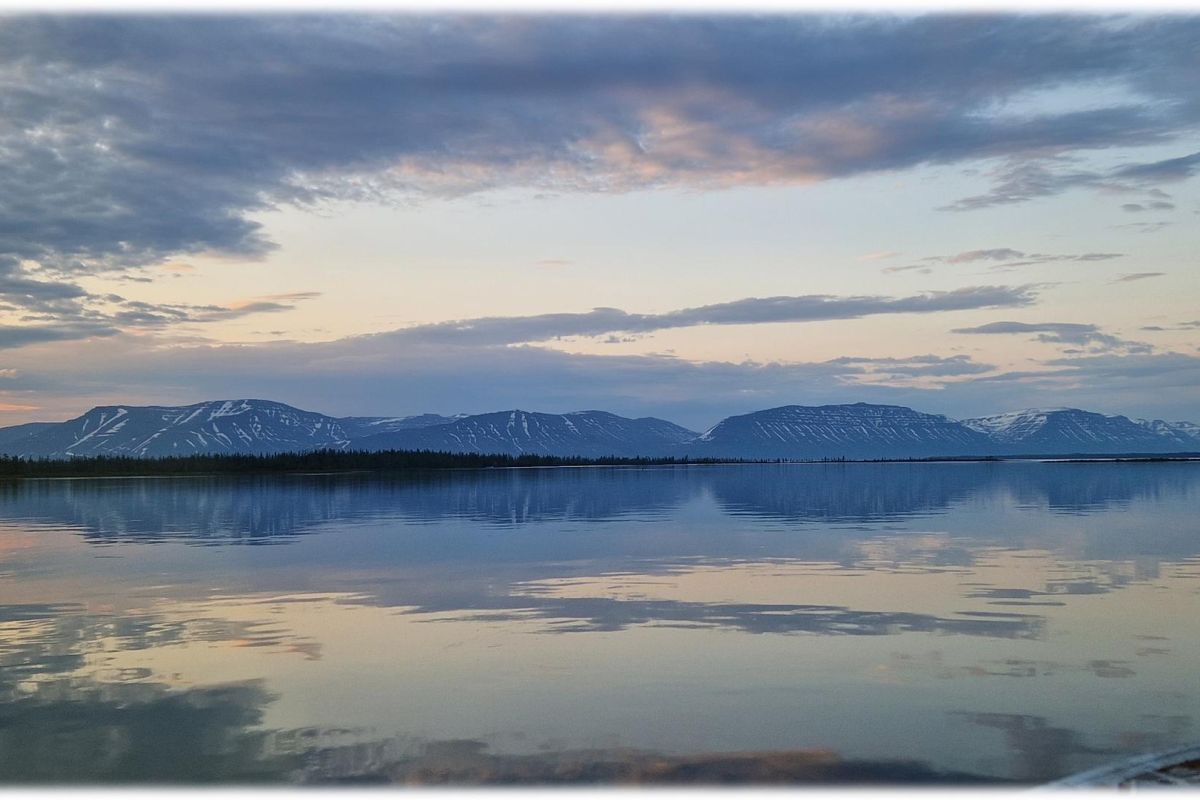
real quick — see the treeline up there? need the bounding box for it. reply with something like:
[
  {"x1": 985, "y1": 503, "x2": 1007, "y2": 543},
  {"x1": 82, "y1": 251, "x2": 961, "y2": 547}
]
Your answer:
[
  {"x1": 0, "y1": 449, "x2": 744, "y2": 478},
  {"x1": 3, "y1": 450, "x2": 1163, "y2": 479}
]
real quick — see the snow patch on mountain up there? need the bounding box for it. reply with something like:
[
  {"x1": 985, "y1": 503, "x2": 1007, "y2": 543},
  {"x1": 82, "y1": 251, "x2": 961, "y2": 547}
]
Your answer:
[{"x1": 961, "y1": 408, "x2": 1071, "y2": 442}]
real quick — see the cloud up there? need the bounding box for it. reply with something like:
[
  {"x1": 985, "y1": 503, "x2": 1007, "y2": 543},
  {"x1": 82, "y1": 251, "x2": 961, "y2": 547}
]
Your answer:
[
  {"x1": 1140, "y1": 319, "x2": 1200, "y2": 331},
  {"x1": 0, "y1": 282, "x2": 321, "y2": 345},
  {"x1": 194, "y1": 301, "x2": 303, "y2": 322},
  {"x1": 254, "y1": 292, "x2": 323, "y2": 302},
  {"x1": 126, "y1": 294, "x2": 321, "y2": 326},
  {"x1": 0, "y1": 256, "x2": 96, "y2": 326},
  {"x1": 951, "y1": 320, "x2": 1151, "y2": 353},
  {"x1": 0, "y1": 332, "x2": 984, "y2": 429},
  {"x1": 1113, "y1": 221, "x2": 1173, "y2": 234},
  {"x1": 0, "y1": 15, "x2": 1197, "y2": 274},
  {"x1": 824, "y1": 354, "x2": 995, "y2": 380},
  {"x1": 1112, "y1": 150, "x2": 1200, "y2": 183},
  {"x1": 1039, "y1": 351, "x2": 1200, "y2": 388},
  {"x1": 1, "y1": 319, "x2": 1197, "y2": 431},
  {"x1": 889, "y1": 249, "x2": 1124, "y2": 274},
  {"x1": 1074, "y1": 253, "x2": 1126, "y2": 262},
  {"x1": 943, "y1": 249, "x2": 1121, "y2": 265},
  {"x1": 881, "y1": 264, "x2": 932, "y2": 275},
  {"x1": 944, "y1": 248, "x2": 1026, "y2": 264},
  {"x1": 928, "y1": 350, "x2": 1200, "y2": 422},
  {"x1": 0, "y1": 323, "x2": 118, "y2": 349},
  {"x1": 1112, "y1": 272, "x2": 1165, "y2": 282},
  {"x1": 943, "y1": 160, "x2": 1102, "y2": 211},
  {"x1": 381, "y1": 285, "x2": 1038, "y2": 346},
  {"x1": 943, "y1": 150, "x2": 1200, "y2": 211},
  {"x1": 1121, "y1": 200, "x2": 1175, "y2": 212}
]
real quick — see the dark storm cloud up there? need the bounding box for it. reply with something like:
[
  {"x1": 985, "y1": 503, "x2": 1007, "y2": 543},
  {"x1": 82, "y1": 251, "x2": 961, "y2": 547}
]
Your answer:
[
  {"x1": 379, "y1": 285, "x2": 1038, "y2": 345},
  {"x1": 0, "y1": 14, "x2": 1197, "y2": 271}
]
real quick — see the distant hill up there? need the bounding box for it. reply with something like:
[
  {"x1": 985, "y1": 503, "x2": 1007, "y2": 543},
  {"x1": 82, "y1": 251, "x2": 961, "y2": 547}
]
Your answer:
[
  {"x1": 682, "y1": 403, "x2": 996, "y2": 460},
  {"x1": 0, "y1": 400, "x2": 355, "y2": 458},
  {"x1": 962, "y1": 408, "x2": 1197, "y2": 455},
  {"x1": 1137, "y1": 417, "x2": 1200, "y2": 445},
  {"x1": 350, "y1": 409, "x2": 699, "y2": 458},
  {"x1": 0, "y1": 399, "x2": 1196, "y2": 460},
  {"x1": 0, "y1": 402, "x2": 698, "y2": 460}
]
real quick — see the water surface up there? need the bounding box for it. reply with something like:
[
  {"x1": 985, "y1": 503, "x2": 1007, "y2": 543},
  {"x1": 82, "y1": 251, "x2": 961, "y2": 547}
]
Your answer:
[{"x1": 1, "y1": 462, "x2": 1198, "y2": 784}]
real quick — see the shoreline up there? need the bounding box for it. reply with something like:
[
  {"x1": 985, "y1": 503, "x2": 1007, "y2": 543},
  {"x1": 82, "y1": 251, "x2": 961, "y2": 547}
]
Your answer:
[{"x1": 2, "y1": 450, "x2": 1198, "y2": 481}]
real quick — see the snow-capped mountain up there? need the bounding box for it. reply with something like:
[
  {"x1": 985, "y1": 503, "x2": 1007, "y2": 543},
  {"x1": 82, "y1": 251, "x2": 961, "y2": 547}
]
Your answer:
[
  {"x1": 962, "y1": 408, "x2": 1195, "y2": 454},
  {"x1": 0, "y1": 399, "x2": 1196, "y2": 460},
  {"x1": 351, "y1": 409, "x2": 699, "y2": 457},
  {"x1": 1136, "y1": 418, "x2": 1200, "y2": 445},
  {"x1": 0, "y1": 400, "x2": 356, "y2": 458},
  {"x1": 0, "y1": 403, "x2": 698, "y2": 459},
  {"x1": 683, "y1": 403, "x2": 996, "y2": 459}
]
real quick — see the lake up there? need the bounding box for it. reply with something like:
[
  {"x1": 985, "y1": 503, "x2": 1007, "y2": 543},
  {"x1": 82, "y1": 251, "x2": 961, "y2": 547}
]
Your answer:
[{"x1": 1, "y1": 462, "x2": 1198, "y2": 784}]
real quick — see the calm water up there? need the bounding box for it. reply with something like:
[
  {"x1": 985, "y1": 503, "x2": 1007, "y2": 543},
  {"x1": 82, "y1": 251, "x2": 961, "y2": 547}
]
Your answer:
[{"x1": 1, "y1": 462, "x2": 1198, "y2": 784}]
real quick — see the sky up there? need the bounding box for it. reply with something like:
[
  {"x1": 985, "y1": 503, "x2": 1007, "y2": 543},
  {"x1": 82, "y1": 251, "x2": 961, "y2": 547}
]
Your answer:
[{"x1": 0, "y1": 12, "x2": 1197, "y2": 430}]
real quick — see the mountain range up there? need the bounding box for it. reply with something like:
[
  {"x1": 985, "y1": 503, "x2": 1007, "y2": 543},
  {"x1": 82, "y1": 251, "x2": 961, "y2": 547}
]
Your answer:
[{"x1": 0, "y1": 399, "x2": 1197, "y2": 461}]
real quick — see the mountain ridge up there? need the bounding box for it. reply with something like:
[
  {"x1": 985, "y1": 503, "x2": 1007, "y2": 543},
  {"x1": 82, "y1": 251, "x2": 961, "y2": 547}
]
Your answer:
[
  {"x1": 962, "y1": 407, "x2": 1198, "y2": 454},
  {"x1": 688, "y1": 402, "x2": 997, "y2": 460},
  {"x1": 0, "y1": 399, "x2": 1197, "y2": 460},
  {"x1": 349, "y1": 409, "x2": 699, "y2": 458}
]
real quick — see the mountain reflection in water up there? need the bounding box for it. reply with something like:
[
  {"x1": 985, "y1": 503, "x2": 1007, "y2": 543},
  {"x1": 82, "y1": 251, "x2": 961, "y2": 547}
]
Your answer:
[{"x1": 0, "y1": 462, "x2": 1197, "y2": 784}]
